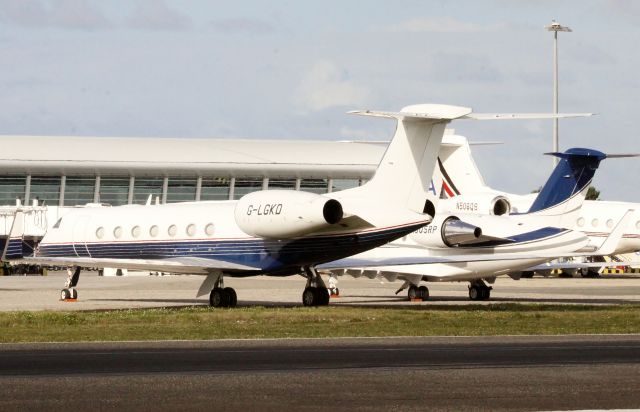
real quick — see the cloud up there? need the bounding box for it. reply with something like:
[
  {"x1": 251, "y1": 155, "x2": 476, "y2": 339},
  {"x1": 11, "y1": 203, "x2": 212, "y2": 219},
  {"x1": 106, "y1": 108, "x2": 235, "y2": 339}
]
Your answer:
[
  {"x1": 209, "y1": 18, "x2": 275, "y2": 35},
  {"x1": 0, "y1": 0, "x2": 111, "y2": 30},
  {"x1": 127, "y1": 0, "x2": 192, "y2": 31},
  {"x1": 386, "y1": 17, "x2": 503, "y2": 33},
  {"x1": 293, "y1": 60, "x2": 369, "y2": 111}
]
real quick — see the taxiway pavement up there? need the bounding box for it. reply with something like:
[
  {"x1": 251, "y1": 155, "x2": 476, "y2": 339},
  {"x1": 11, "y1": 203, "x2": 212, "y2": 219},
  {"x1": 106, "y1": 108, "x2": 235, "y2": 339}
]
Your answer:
[{"x1": 0, "y1": 335, "x2": 639, "y2": 411}]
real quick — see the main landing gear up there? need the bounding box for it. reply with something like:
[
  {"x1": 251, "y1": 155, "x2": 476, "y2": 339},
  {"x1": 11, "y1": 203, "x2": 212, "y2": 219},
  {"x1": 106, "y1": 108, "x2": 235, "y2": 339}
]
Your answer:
[
  {"x1": 468, "y1": 280, "x2": 492, "y2": 301},
  {"x1": 60, "y1": 267, "x2": 81, "y2": 300},
  {"x1": 209, "y1": 276, "x2": 237, "y2": 308},
  {"x1": 395, "y1": 281, "x2": 429, "y2": 301},
  {"x1": 302, "y1": 266, "x2": 330, "y2": 306}
]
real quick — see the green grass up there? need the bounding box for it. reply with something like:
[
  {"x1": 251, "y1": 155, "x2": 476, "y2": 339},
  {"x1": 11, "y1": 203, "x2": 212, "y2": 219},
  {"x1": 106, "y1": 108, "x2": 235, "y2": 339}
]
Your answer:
[{"x1": 1, "y1": 304, "x2": 639, "y2": 343}]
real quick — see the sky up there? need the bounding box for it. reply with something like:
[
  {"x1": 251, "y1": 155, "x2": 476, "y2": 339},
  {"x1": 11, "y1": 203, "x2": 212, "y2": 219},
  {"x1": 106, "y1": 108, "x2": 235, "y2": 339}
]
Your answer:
[{"x1": 0, "y1": 0, "x2": 639, "y2": 200}]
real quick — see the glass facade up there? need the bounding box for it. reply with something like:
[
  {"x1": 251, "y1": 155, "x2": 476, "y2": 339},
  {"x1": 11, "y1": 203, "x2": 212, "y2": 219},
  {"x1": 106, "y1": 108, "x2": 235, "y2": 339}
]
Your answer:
[
  {"x1": 0, "y1": 173, "x2": 364, "y2": 206},
  {"x1": 233, "y1": 177, "x2": 263, "y2": 200},
  {"x1": 268, "y1": 178, "x2": 297, "y2": 190},
  {"x1": 133, "y1": 177, "x2": 164, "y2": 205},
  {"x1": 300, "y1": 178, "x2": 328, "y2": 194},
  {"x1": 0, "y1": 176, "x2": 26, "y2": 205},
  {"x1": 166, "y1": 177, "x2": 197, "y2": 203},
  {"x1": 29, "y1": 176, "x2": 61, "y2": 206},
  {"x1": 331, "y1": 179, "x2": 360, "y2": 192},
  {"x1": 99, "y1": 177, "x2": 130, "y2": 206},
  {"x1": 64, "y1": 176, "x2": 95, "y2": 206},
  {"x1": 200, "y1": 177, "x2": 231, "y2": 201}
]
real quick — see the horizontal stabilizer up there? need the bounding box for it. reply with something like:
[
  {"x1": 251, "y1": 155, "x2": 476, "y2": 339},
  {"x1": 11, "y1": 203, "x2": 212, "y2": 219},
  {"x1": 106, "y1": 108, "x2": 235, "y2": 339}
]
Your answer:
[{"x1": 463, "y1": 113, "x2": 594, "y2": 120}]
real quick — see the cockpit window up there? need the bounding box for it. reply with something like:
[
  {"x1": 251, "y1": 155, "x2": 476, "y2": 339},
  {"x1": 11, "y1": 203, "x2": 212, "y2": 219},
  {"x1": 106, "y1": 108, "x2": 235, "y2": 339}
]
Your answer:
[{"x1": 53, "y1": 218, "x2": 63, "y2": 229}]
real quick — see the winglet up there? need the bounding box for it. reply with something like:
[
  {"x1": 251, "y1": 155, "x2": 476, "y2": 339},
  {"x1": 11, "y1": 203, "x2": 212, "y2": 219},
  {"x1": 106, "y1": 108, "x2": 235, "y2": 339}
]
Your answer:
[{"x1": 593, "y1": 209, "x2": 634, "y2": 256}]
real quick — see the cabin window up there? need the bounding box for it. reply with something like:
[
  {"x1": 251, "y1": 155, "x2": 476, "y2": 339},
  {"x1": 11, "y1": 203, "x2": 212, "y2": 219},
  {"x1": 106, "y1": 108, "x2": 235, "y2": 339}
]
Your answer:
[
  {"x1": 113, "y1": 226, "x2": 123, "y2": 238},
  {"x1": 577, "y1": 217, "x2": 585, "y2": 227},
  {"x1": 606, "y1": 219, "x2": 614, "y2": 229},
  {"x1": 96, "y1": 227, "x2": 104, "y2": 239},
  {"x1": 150, "y1": 225, "x2": 159, "y2": 237},
  {"x1": 186, "y1": 224, "x2": 196, "y2": 237},
  {"x1": 131, "y1": 226, "x2": 141, "y2": 238},
  {"x1": 591, "y1": 218, "x2": 599, "y2": 228},
  {"x1": 168, "y1": 225, "x2": 177, "y2": 237},
  {"x1": 205, "y1": 223, "x2": 215, "y2": 236}
]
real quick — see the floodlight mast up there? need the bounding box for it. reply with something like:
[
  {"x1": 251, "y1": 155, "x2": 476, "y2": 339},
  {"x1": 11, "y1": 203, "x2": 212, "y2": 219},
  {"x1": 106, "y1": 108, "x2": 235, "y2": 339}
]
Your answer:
[{"x1": 545, "y1": 20, "x2": 572, "y2": 168}]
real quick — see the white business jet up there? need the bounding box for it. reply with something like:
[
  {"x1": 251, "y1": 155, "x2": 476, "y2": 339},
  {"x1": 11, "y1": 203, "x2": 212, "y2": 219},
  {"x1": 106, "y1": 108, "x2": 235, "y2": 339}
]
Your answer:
[{"x1": 2, "y1": 104, "x2": 481, "y2": 307}]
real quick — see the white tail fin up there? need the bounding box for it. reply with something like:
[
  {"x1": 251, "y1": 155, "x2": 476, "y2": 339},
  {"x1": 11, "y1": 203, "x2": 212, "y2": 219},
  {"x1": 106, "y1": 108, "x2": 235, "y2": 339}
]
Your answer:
[{"x1": 337, "y1": 104, "x2": 472, "y2": 215}]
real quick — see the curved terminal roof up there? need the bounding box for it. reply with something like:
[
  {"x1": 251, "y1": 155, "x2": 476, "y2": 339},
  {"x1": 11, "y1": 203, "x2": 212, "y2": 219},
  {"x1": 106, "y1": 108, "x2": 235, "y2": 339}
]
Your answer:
[{"x1": 0, "y1": 136, "x2": 388, "y2": 178}]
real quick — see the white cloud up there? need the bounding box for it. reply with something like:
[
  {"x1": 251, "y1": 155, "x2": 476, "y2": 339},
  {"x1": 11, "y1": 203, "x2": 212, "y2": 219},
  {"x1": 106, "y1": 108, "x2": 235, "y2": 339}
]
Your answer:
[
  {"x1": 127, "y1": 0, "x2": 192, "y2": 31},
  {"x1": 293, "y1": 60, "x2": 369, "y2": 111},
  {"x1": 386, "y1": 17, "x2": 503, "y2": 33},
  {"x1": 209, "y1": 18, "x2": 275, "y2": 35},
  {"x1": 0, "y1": 0, "x2": 111, "y2": 30}
]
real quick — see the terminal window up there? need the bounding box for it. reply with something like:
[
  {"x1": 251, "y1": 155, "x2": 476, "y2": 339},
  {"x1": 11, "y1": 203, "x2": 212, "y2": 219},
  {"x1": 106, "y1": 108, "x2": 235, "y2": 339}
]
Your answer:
[
  {"x1": 200, "y1": 177, "x2": 230, "y2": 200},
  {"x1": 99, "y1": 177, "x2": 130, "y2": 206},
  {"x1": 64, "y1": 176, "x2": 95, "y2": 206},
  {"x1": 29, "y1": 176, "x2": 60, "y2": 206},
  {"x1": 0, "y1": 175, "x2": 26, "y2": 206},
  {"x1": 133, "y1": 177, "x2": 163, "y2": 205},
  {"x1": 166, "y1": 177, "x2": 197, "y2": 203},
  {"x1": 300, "y1": 178, "x2": 328, "y2": 194},
  {"x1": 233, "y1": 177, "x2": 263, "y2": 200}
]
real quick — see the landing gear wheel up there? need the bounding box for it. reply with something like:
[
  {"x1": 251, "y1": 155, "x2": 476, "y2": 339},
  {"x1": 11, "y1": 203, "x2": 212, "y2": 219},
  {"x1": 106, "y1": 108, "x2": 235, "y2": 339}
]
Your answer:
[
  {"x1": 69, "y1": 288, "x2": 77, "y2": 299},
  {"x1": 480, "y1": 287, "x2": 491, "y2": 300},
  {"x1": 223, "y1": 287, "x2": 237, "y2": 308},
  {"x1": 209, "y1": 288, "x2": 230, "y2": 308},
  {"x1": 408, "y1": 285, "x2": 419, "y2": 300},
  {"x1": 316, "y1": 287, "x2": 330, "y2": 306},
  {"x1": 469, "y1": 285, "x2": 480, "y2": 301},
  {"x1": 303, "y1": 287, "x2": 317, "y2": 306},
  {"x1": 60, "y1": 289, "x2": 70, "y2": 300},
  {"x1": 417, "y1": 285, "x2": 429, "y2": 301}
]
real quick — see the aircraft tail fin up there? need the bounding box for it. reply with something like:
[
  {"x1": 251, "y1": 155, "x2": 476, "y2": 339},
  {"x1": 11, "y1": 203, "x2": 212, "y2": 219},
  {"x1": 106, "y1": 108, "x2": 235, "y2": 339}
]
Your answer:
[
  {"x1": 527, "y1": 148, "x2": 606, "y2": 224},
  {"x1": 2, "y1": 210, "x2": 25, "y2": 261},
  {"x1": 339, "y1": 104, "x2": 472, "y2": 216}
]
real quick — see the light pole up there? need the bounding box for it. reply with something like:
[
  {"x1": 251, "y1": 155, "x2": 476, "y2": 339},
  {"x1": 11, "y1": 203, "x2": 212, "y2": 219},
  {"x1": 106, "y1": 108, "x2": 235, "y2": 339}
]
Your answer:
[{"x1": 545, "y1": 20, "x2": 571, "y2": 167}]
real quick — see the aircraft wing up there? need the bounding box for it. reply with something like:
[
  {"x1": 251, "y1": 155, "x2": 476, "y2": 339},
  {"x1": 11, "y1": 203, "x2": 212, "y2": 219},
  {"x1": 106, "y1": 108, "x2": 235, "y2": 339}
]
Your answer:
[{"x1": 20, "y1": 256, "x2": 261, "y2": 275}]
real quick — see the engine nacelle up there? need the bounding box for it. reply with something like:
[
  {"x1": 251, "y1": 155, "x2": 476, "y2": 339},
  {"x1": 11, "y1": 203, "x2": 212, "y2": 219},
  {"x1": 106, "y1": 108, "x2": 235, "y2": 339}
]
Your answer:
[
  {"x1": 410, "y1": 215, "x2": 482, "y2": 248},
  {"x1": 234, "y1": 190, "x2": 343, "y2": 238},
  {"x1": 439, "y1": 194, "x2": 511, "y2": 216}
]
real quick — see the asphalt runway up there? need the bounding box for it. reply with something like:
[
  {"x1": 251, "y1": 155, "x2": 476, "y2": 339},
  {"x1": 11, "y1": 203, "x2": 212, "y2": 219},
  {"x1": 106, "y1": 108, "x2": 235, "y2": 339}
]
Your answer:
[
  {"x1": 0, "y1": 335, "x2": 639, "y2": 411},
  {"x1": 2, "y1": 271, "x2": 640, "y2": 311}
]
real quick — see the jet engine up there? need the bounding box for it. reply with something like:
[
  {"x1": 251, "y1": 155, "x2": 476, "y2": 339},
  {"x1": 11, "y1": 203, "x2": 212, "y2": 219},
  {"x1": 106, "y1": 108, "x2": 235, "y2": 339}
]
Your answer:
[
  {"x1": 234, "y1": 190, "x2": 343, "y2": 238},
  {"x1": 410, "y1": 215, "x2": 483, "y2": 248}
]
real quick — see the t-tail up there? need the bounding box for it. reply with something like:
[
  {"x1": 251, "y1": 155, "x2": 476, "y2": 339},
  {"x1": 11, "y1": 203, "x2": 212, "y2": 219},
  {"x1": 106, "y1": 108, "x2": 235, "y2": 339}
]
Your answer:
[
  {"x1": 527, "y1": 148, "x2": 606, "y2": 226},
  {"x1": 2, "y1": 211, "x2": 25, "y2": 261},
  {"x1": 331, "y1": 104, "x2": 473, "y2": 223}
]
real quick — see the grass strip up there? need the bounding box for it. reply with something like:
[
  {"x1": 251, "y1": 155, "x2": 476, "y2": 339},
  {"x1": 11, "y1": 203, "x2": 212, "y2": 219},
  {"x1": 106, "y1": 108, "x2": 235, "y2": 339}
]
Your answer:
[{"x1": 1, "y1": 303, "x2": 639, "y2": 343}]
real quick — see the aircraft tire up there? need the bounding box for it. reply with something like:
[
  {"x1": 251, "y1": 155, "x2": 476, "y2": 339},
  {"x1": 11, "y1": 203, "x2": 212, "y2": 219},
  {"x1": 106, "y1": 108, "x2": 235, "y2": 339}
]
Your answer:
[
  {"x1": 481, "y1": 287, "x2": 491, "y2": 300},
  {"x1": 316, "y1": 288, "x2": 330, "y2": 306},
  {"x1": 224, "y1": 287, "x2": 237, "y2": 307},
  {"x1": 468, "y1": 285, "x2": 480, "y2": 300},
  {"x1": 60, "y1": 289, "x2": 70, "y2": 300},
  {"x1": 209, "y1": 288, "x2": 225, "y2": 308},
  {"x1": 418, "y1": 286, "x2": 429, "y2": 301},
  {"x1": 407, "y1": 285, "x2": 418, "y2": 300},
  {"x1": 302, "y1": 287, "x2": 317, "y2": 306}
]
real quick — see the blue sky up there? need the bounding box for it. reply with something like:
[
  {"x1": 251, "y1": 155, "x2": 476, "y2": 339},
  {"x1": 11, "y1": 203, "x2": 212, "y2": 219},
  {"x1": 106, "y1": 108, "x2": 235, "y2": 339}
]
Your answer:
[{"x1": 1, "y1": 0, "x2": 639, "y2": 200}]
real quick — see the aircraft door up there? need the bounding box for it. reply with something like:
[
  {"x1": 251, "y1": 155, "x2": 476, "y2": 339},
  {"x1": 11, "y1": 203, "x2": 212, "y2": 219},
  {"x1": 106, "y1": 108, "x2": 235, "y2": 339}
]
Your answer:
[{"x1": 72, "y1": 216, "x2": 91, "y2": 257}]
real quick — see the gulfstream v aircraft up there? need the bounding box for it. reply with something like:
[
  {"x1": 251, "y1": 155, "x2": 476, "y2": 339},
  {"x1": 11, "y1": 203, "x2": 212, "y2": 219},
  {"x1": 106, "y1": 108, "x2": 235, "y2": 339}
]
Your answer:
[
  {"x1": 2, "y1": 104, "x2": 479, "y2": 307},
  {"x1": 322, "y1": 145, "x2": 629, "y2": 301}
]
